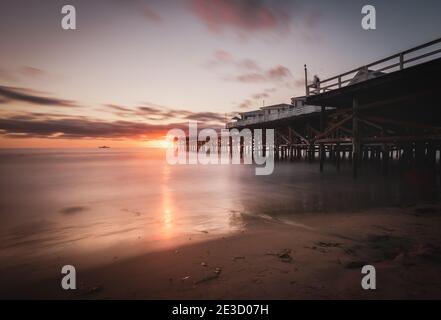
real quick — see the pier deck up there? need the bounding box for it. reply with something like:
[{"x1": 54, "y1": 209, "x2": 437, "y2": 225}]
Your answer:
[{"x1": 226, "y1": 37, "x2": 441, "y2": 180}]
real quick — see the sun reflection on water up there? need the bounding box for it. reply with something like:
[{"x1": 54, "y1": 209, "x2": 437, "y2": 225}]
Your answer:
[{"x1": 160, "y1": 165, "x2": 174, "y2": 239}]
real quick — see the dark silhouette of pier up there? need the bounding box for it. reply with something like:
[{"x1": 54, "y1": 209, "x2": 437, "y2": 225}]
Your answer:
[{"x1": 227, "y1": 37, "x2": 441, "y2": 182}]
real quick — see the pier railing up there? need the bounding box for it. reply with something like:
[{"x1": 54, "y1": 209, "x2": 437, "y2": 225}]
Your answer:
[
  {"x1": 306, "y1": 37, "x2": 441, "y2": 96},
  {"x1": 226, "y1": 105, "x2": 322, "y2": 129}
]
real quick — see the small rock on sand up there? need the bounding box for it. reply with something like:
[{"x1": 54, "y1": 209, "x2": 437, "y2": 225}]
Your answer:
[{"x1": 267, "y1": 249, "x2": 293, "y2": 263}]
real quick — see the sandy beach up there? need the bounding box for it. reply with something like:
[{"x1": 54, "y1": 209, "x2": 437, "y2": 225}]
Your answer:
[{"x1": 3, "y1": 201, "x2": 441, "y2": 300}]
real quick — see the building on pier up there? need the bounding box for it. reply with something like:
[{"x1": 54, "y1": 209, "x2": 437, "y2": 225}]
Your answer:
[
  {"x1": 228, "y1": 100, "x2": 323, "y2": 129},
  {"x1": 225, "y1": 37, "x2": 441, "y2": 181}
]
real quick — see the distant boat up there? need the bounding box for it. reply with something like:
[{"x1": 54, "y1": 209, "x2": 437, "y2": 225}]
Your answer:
[{"x1": 98, "y1": 146, "x2": 110, "y2": 149}]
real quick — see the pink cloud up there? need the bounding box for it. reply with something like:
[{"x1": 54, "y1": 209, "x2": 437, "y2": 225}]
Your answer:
[
  {"x1": 237, "y1": 58, "x2": 261, "y2": 71},
  {"x1": 236, "y1": 73, "x2": 266, "y2": 82},
  {"x1": 252, "y1": 92, "x2": 269, "y2": 99},
  {"x1": 266, "y1": 65, "x2": 292, "y2": 80},
  {"x1": 187, "y1": 0, "x2": 289, "y2": 35},
  {"x1": 238, "y1": 99, "x2": 253, "y2": 109},
  {"x1": 232, "y1": 64, "x2": 292, "y2": 83},
  {"x1": 214, "y1": 49, "x2": 233, "y2": 62}
]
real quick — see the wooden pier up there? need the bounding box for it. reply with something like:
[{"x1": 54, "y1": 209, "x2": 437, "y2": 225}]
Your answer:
[{"x1": 226, "y1": 37, "x2": 441, "y2": 181}]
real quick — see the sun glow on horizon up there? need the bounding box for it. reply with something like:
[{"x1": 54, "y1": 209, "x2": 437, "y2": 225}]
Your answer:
[{"x1": 145, "y1": 138, "x2": 174, "y2": 149}]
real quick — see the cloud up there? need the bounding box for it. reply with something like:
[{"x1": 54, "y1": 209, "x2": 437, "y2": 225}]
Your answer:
[
  {"x1": 0, "y1": 113, "x2": 222, "y2": 140},
  {"x1": 0, "y1": 66, "x2": 48, "y2": 83},
  {"x1": 234, "y1": 86, "x2": 278, "y2": 110},
  {"x1": 103, "y1": 103, "x2": 226, "y2": 123},
  {"x1": 236, "y1": 88, "x2": 273, "y2": 110},
  {"x1": 237, "y1": 58, "x2": 261, "y2": 71},
  {"x1": 104, "y1": 103, "x2": 171, "y2": 120},
  {"x1": 234, "y1": 73, "x2": 265, "y2": 82},
  {"x1": 230, "y1": 64, "x2": 292, "y2": 83},
  {"x1": 252, "y1": 92, "x2": 269, "y2": 99},
  {"x1": 184, "y1": 111, "x2": 225, "y2": 122},
  {"x1": 19, "y1": 66, "x2": 46, "y2": 78},
  {"x1": 104, "y1": 104, "x2": 134, "y2": 113},
  {"x1": 188, "y1": 0, "x2": 323, "y2": 42},
  {"x1": 0, "y1": 116, "x2": 177, "y2": 139},
  {"x1": 0, "y1": 81, "x2": 225, "y2": 141},
  {"x1": 205, "y1": 50, "x2": 261, "y2": 71},
  {"x1": 142, "y1": 4, "x2": 162, "y2": 23},
  {"x1": 214, "y1": 49, "x2": 233, "y2": 63},
  {"x1": 238, "y1": 99, "x2": 254, "y2": 109},
  {"x1": 187, "y1": 0, "x2": 289, "y2": 35},
  {"x1": 266, "y1": 65, "x2": 291, "y2": 79},
  {"x1": 204, "y1": 49, "x2": 234, "y2": 68},
  {"x1": 205, "y1": 50, "x2": 291, "y2": 84},
  {"x1": 0, "y1": 86, "x2": 79, "y2": 107}
]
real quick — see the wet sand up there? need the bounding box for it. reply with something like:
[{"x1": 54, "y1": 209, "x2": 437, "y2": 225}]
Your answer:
[{"x1": 4, "y1": 202, "x2": 441, "y2": 299}]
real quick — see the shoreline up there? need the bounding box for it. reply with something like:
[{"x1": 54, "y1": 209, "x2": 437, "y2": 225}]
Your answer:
[{"x1": 3, "y1": 202, "x2": 441, "y2": 299}]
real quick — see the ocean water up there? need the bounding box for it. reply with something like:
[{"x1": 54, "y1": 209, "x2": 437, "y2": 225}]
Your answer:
[{"x1": 0, "y1": 148, "x2": 437, "y2": 270}]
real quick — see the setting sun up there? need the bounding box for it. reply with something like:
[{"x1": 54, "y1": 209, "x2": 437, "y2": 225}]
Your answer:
[
  {"x1": 160, "y1": 139, "x2": 174, "y2": 149},
  {"x1": 145, "y1": 138, "x2": 174, "y2": 149}
]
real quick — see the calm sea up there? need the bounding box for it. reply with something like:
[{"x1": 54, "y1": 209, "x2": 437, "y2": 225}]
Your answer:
[{"x1": 0, "y1": 148, "x2": 437, "y2": 270}]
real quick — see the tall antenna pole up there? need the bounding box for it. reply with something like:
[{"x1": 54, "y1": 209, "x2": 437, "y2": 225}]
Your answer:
[{"x1": 304, "y1": 64, "x2": 309, "y2": 96}]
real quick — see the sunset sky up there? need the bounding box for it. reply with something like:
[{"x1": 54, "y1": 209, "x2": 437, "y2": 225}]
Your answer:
[{"x1": 1, "y1": 0, "x2": 440, "y2": 148}]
